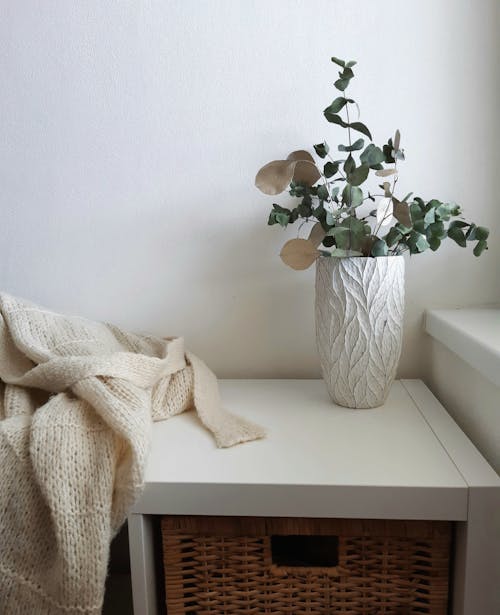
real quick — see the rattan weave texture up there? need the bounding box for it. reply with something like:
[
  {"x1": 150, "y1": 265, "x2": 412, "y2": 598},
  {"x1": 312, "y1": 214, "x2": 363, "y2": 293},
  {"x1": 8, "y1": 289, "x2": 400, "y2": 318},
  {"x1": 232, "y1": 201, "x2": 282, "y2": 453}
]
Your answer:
[{"x1": 161, "y1": 516, "x2": 451, "y2": 615}]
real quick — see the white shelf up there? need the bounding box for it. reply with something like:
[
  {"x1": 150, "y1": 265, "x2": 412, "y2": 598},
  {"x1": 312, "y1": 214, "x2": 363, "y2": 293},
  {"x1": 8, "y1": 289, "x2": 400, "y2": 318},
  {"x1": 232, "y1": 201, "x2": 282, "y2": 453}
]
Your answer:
[
  {"x1": 132, "y1": 379, "x2": 472, "y2": 520},
  {"x1": 425, "y1": 308, "x2": 500, "y2": 388},
  {"x1": 129, "y1": 378, "x2": 500, "y2": 615}
]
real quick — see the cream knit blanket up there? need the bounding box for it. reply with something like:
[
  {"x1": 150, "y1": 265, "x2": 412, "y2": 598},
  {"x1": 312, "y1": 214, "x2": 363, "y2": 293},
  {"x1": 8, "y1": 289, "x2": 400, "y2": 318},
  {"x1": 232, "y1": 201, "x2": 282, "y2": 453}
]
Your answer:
[{"x1": 0, "y1": 293, "x2": 264, "y2": 615}]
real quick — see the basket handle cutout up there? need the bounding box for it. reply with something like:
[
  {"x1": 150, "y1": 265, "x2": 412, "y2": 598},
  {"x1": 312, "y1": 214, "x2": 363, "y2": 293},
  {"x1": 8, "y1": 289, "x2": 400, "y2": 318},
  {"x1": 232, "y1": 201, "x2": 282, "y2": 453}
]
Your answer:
[{"x1": 270, "y1": 535, "x2": 339, "y2": 568}]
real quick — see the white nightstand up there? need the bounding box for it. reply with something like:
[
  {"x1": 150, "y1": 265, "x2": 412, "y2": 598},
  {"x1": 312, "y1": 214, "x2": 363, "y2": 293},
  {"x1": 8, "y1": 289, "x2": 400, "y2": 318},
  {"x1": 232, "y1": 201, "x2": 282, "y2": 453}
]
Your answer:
[{"x1": 128, "y1": 380, "x2": 500, "y2": 615}]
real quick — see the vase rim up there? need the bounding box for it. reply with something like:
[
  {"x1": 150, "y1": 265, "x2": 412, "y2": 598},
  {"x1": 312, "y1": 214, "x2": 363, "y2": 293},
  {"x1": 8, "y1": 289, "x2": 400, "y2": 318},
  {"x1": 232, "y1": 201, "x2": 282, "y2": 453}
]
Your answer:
[{"x1": 319, "y1": 255, "x2": 403, "y2": 260}]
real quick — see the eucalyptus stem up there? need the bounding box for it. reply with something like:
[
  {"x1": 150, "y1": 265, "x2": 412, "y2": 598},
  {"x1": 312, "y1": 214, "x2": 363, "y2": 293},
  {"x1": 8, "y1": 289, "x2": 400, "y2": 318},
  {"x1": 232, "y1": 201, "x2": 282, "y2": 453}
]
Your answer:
[
  {"x1": 319, "y1": 171, "x2": 333, "y2": 201},
  {"x1": 344, "y1": 90, "x2": 354, "y2": 253},
  {"x1": 344, "y1": 93, "x2": 352, "y2": 148},
  {"x1": 373, "y1": 162, "x2": 398, "y2": 239}
]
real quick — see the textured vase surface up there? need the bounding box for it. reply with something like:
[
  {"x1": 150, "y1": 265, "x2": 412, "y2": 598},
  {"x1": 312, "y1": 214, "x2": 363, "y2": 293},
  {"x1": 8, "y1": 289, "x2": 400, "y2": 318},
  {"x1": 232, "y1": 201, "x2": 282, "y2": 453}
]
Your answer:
[{"x1": 315, "y1": 256, "x2": 405, "y2": 409}]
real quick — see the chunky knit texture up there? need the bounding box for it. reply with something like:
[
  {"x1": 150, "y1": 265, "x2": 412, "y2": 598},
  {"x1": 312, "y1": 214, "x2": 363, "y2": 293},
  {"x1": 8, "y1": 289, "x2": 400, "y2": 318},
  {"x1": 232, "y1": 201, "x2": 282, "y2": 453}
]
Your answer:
[{"x1": 0, "y1": 293, "x2": 265, "y2": 614}]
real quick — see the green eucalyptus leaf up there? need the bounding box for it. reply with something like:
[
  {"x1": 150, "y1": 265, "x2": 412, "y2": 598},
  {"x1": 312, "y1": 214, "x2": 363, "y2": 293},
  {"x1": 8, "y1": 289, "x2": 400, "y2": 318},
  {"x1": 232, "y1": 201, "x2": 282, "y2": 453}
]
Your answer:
[
  {"x1": 349, "y1": 121, "x2": 372, "y2": 140},
  {"x1": 331, "y1": 249, "x2": 364, "y2": 257},
  {"x1": 324, "y1": 110, "x2": 348, "y2": 126},
  {"x1": 325, "y1": 212, "x2": 337, "y2": 226},
  {"x1": 312, "y1": 203, "x2": 327, "y2": 226},
  {"x1": 275, "y1": 213, "x2": 289, "y2": 227},
  {"x1": 407, "y1": 231, "x2": 429, "y2": 253},
  {"x1": 383, "y1": 139, "x2": 395, "y2": 163},
  {"x1": 338, "y1": 138, "x2": 364, "y2": 152},
  {"x1": 331, "y1": 229, "x2": 350, "y2": 250},
  {"x1": 324, "y1": 97, "x2": 348, "y2": 114},
  {"x1": 342, "y1": 184, "x2": 364, "y2": 208},
  {"x1": 271, "y1": 203, "x2": 288, "y2": 212},
  {"x1": 465, "y1": 224, "x2": 477, "y2": 240},
  {"x1": 326, "y1": 226, "x2": 350, "y2": 238},
  {"x1": 448, "y1": 220, "x2": 468, "y2": 230},
  {"x1": 414, "y1": 220, "x2": 426, "y2": 233},
  {"x1": 334, "y1": 69, "x2": 353, "y2": 91},
  {"x1": 428, "y1": 236, "x2": 441, "y2": 251},
  {"x1": 316, "y1": 185, "x2": 329, "y2": 201},
  {"x1": 324, "y1": 161, "x2": 339, "y2": 178},
  {"x1": 436, "y1": 203, "x2": 452, "y2": 221},
  {"x1": 448, "y1": 226, "x2": 467, "y2": 247},
  {"x1": 427, "y1": 221, "x2": 446, "y2": 239},
  {"x1": 343, "y1": 156, "x2": 356, "y2": 175},
  {"x1": 330, "y1": 186, "x2": 340, "y2": 200},
  {"x1": 268, "y1": 207, "x2": 291, "y2": 226},
  {"x1": 360, "y1": 144, "x2": 385, "y2": 167},
  {"x1": 473, "y1": 239, "x2": 488, "y2": 256},
  {"x1": 331, "y1": 56, "x2": 345, "y2": 68},
  {"x1": 334, "y1": 216, "x2": 370, "y2": 251},
  {"x1": 424, "y1": 209, "x2": 436, "y2": 225},
  {"x1": 410, "y1": 202, "x2": 424, "y2": 221},
  {"x1": 340, "y1": 216, "x2": 368, "y2": 235},
  {"x1": 385, "y1": 227, "x2": 402, "y2": 247},
  {"x1": 314, "y1": 142, "x2": 330, "y2": 158},
  {"x1": 475, "y1": 226, "x2": 489, "y2": 240},
  {"x1": 297, "y1": 200, "x2": 313, "y2": 218},
  {"x1": 334, "y1": 78, "x2": 350, "y2": 91},
  {"x1": 345, "y1": 60, "x2": 357, "y2": 68},
  {"x1": 417, "y1": 235, "x2": 430, "y2": 252},
  {"x1": 371, "y1": 239, "x2": 388, "y2": 257},
  {"x1": 396, "y1": 223, "x2": 412, "y2": 236},
  {"x1": 347, "y1": 164, "x2": 370, "y2": 187}
]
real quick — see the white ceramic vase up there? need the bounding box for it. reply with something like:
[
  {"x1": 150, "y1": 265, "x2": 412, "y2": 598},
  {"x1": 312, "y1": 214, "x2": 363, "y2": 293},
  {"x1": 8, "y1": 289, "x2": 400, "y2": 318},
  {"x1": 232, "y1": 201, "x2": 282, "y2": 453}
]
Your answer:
[{"x1": 315, "y1": 255, "x2": 405, "y2": 409}]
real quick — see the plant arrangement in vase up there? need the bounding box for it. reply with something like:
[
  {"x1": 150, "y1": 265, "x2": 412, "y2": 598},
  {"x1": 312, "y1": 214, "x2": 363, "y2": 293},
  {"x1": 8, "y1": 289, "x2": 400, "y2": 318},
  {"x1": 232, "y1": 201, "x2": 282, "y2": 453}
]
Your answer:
[{"x1": 255, "y1": 56, "x2": 490, "y2": 409}]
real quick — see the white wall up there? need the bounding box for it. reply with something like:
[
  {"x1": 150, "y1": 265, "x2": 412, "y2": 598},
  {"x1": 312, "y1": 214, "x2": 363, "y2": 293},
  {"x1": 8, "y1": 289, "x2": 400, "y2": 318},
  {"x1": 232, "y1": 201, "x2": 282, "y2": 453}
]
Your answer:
[{"x1": 1, "y1": 0, "x2": 499, "y2": 377}]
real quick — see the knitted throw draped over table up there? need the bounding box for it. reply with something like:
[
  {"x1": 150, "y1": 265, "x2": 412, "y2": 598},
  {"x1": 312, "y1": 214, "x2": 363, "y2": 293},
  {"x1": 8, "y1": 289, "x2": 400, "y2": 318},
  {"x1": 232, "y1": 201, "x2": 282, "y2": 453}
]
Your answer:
[{"x1": 0, "y1": 293, "x2": 265, "y2": 615}]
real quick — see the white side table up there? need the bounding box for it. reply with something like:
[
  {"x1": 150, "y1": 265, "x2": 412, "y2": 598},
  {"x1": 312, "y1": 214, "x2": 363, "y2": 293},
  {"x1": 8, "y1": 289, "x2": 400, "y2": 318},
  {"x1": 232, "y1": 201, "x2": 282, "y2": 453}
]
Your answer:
[{"x1": 128, "y1": 379, "x2": 500, "y2": 615}]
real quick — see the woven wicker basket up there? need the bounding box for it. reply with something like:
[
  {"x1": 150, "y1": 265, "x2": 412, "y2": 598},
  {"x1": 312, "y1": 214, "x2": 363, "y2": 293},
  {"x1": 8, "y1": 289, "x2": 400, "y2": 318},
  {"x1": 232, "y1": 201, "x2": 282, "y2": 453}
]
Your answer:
[{"x1": 161, "y1": 516, "x2": 451, "y2": 615}]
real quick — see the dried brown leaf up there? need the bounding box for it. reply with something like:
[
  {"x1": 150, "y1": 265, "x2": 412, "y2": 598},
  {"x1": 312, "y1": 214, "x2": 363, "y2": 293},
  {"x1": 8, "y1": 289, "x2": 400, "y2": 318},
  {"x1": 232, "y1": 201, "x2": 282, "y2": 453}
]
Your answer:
[
  {"x1": 255, "y1": 160, "x2": 296, "y2": 195},
  {"x1": 393, "y1": 129, "x2": 401, "y2": 152},
  {"x1": 375, "y1": 168, "x2": 397, "y2": 177},
  {"x1": 280, "y1": 238, "x2": 320, "y2": 270},
  {"x1": 255, "y1": 150, "x2": 320, "y2": 194},
  {"x1": 286, "y1": 150, "x2": 320, "y2": 186},
  {"x1": 292, "y1": 160, "x2": 321, "y2": 186},
  {"x1": 287, "y1": 150, "x2": 315, "y2": 164},
  {"x1": 383, "y1": 182, "x2": 392, "y2": 198},
  {"x1": 392, "y1": 198, "x2": 411, "y2": 228},
  {"x1": 308, "y1": 222, "x2": 325, "y2": 247}
]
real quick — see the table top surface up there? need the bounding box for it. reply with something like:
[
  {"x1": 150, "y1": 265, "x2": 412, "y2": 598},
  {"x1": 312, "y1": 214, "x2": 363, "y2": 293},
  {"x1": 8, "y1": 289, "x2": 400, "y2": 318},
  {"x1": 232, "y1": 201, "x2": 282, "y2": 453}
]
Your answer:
[
  {"x1": 145, "y1": 379, "x2": 464, "y2": 489},
  {"x1": 133, "y1": 379, "x2": 500, "y2": 519}
]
